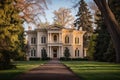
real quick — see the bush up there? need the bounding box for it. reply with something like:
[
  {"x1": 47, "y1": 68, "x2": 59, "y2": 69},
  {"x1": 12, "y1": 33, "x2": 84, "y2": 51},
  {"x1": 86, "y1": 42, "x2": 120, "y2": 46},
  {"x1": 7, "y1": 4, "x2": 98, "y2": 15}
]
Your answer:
[
  {"x1": 41, "y1": 57, "x2": 51, "y2": 60},
  {"x1": 72, "y1": 58, "x2": 88, "y2": 61},
  {"x1": 29, "y1": 57, "x2": 51, "y2": 61},
  {"x1": 59, "y1": 57, "x2": 71, "y2": 61},
  {"x1": 29, "y1": 58, "x2": 40, "y2": 61},
  {"x1": 59, "y1": 57, "x2": 88, "y2": 61},
  {"x1": 0, "y1": 62, "x2": 16, "y2": 70}
]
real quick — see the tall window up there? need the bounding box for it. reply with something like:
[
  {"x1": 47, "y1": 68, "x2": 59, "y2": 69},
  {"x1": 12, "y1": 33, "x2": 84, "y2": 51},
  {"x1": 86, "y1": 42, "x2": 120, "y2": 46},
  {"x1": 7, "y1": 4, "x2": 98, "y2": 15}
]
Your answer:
[
  {"x1": 54, "y1": 35, "x2": 57, "y2": 42},
  {"x1": 75, "y1": 48, "x2": 79, "y2": 57},
  {"x1": 65, "y1": 36, "x2": 69, "y2": 43},
  {"x1": 31, "y1": 37, "x2": 36, "y2": 44},
  {"x1": 75, "y1": 37, "x2": 79, "y2": 44},
  {"x1": 31, "y1": 48, "x2": 36, "y2": 57},
  {"x1": 41, "y1": 36, "x2": 46, "y2": 43}
]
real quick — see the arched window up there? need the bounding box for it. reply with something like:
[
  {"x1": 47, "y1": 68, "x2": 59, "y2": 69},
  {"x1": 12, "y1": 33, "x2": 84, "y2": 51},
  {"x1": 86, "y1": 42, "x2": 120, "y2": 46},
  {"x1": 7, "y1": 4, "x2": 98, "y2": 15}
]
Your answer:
[
  {"x1": 65, "y1": 36, "x2": 69, "y2": 43},
  {"x1": 54, "y1": 35, "x2": 57, "y2": 42},
  {"x1": 41, "y1": 36, "x2": 46, "y2": 43},
  {"x1": 75, "y1": 37, "x2": 79, "y2": 44},
  {"x1": 75, "y1": 48, "x2": 79, "y2": 57},
  {"x1": 31, "y1": 48, "x2": 36, "y2": 57}
]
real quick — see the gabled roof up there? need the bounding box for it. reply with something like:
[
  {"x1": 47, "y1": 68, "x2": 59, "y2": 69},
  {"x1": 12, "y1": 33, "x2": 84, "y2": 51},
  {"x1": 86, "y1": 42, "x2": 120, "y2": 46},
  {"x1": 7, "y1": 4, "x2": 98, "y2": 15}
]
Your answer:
[{"x1": 49, "y1": 25, "x2": 65, "y2": 30}]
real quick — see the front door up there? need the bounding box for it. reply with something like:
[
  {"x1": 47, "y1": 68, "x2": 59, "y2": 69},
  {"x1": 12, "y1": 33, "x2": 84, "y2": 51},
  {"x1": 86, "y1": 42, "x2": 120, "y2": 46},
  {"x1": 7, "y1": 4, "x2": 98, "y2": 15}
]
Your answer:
[{"x1": 53, "y1": 48, "x2": 57, "y2": 58}]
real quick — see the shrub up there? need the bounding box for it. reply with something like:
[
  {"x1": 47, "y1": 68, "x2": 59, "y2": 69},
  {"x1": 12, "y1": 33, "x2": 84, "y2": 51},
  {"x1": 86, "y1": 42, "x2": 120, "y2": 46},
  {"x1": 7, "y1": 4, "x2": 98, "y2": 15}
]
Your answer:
[
  {"x1": 29, "y1": 58, "x2": 40, "y2": 61},
  {"x1": 59, "y1": 57, "x2": 88, "y2": 61}
]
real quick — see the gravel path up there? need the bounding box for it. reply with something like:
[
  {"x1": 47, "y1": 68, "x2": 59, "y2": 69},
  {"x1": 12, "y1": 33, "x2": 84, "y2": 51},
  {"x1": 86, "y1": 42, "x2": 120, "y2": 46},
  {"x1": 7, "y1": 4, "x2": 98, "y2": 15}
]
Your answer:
[{"x1": 14, "y1": 60, "x2": 80, "y2": 80}]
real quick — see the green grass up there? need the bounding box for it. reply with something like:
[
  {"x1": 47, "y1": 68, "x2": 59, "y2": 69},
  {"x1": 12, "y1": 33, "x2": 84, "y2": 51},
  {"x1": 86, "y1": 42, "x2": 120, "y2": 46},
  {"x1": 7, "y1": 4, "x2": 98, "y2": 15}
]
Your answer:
[
  {"x1": 63, "y1": 61, "x2": 120, "y2": 80},
  {"x1": 0, "y1": 61, "x2": 46, "y2": 80}
]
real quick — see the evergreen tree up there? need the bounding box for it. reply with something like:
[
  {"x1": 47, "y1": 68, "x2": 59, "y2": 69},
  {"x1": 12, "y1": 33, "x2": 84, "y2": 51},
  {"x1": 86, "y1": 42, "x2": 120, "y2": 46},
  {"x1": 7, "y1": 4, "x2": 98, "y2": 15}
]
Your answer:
[
  {"x1": 74, "y1": 0, "x2": 93, "y2": 48},
  {"x1": 94, "y1": 10, "x2": 111, "y2": 61},
  {"x1": 103, "y1": 40, "x2": 116, "y2": 62},
  {"x1": 41, "y1": 48, "x2": 47, "y2": 60},
  {"x1": 0, "y1": 0, "x2": 24, "y2": 69},
  {"x1": 87, "y1": 34, "x2": 97, "y2": 60},
  {"x1": 64, "y1": 47, "x2": 70, "y2": 59}
]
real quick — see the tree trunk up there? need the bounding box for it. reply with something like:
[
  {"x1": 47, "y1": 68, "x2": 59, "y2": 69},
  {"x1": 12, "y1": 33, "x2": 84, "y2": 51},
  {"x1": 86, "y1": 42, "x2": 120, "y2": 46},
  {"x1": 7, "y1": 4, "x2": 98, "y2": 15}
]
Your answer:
[{"x1": 94, "y1": 0, "x2": 120, "y2": 63}]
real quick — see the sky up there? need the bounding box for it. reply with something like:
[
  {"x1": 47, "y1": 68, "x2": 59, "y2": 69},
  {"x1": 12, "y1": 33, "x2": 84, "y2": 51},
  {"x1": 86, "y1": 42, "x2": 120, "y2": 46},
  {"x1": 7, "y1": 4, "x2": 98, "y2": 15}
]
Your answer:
[{"x1": 24, "y1": 0, "x2": 93, "y2": 30}]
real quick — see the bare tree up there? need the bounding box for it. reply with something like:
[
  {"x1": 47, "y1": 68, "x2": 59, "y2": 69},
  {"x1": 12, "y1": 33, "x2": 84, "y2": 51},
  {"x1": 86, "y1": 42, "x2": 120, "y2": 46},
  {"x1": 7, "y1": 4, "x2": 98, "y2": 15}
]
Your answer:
[
  {"x1": 94, "y1": 0, "x2": 120, "y2": 63},
  {"x1": 53, "y1": 7, "x2": 74, "y2": 27},
  {"x1": 16, "y1": 0, "x2": 51, "y2": 25}
]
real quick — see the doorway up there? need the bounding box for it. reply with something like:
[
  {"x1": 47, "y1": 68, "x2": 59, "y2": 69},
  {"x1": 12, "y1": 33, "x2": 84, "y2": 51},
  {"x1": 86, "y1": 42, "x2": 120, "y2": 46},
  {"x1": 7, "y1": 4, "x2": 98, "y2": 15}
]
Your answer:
[{"x1": 53, "y1": 48, "x2": 57, "y2": 58}]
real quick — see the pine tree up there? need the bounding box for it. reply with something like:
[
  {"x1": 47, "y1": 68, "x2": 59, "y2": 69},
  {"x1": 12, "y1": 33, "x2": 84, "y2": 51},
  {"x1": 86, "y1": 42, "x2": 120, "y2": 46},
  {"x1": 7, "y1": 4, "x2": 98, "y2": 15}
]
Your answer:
[
  {"x1": 64, "y1": 47, "x2": 70, "y2": 59},
  {"x1": 87, "y1": 34, "x2": 97, "y2": 60},
  {"x1": 41, "y1": 48, "x2": 47, "y2": 60},
  {"x1": 94, "y1": 10, "x2": 111, "y2": 61},
  {"x1": 0, "y1": 0, "x2": 24, "y2": 69},
  {"x1": 103, "y1": 40, "x2": 116, "y2": 62},
  {"x1": 74, "y1": 0, "x2": 93, "y2": 48}
]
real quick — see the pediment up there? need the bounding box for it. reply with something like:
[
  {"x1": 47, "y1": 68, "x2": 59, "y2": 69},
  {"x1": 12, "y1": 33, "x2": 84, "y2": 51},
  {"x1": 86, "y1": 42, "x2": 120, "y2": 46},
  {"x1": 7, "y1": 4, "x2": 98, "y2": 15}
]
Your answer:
[{"x1": 50, "y1": 25, "x2": 65, "y2": 30}]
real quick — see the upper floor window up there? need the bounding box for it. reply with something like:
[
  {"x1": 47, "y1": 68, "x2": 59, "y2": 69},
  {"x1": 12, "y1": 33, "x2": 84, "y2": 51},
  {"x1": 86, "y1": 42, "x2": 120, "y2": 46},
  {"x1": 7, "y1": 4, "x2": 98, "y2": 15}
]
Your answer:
[
  {"x1": 75, "y1": 48, "x2": 79, "y2": 57},
  {"x1": 65, "y1": 36, "x2": 69, "y2": 43},
  {"x1": 54, "y1": 35, "x2": 57, "y2": 42},
  {"x1": 75, "y1": 37, "x2": 79, "y2": 44},
  {"x1": 41, "y1": 36, "x2": 46, "y2": 43},
  {"x1": 31, "y1": 48, "x2": 36, "y2": 57},
  {"x1": 31, "y1": 37, "x2": 36, "y2": 44}
]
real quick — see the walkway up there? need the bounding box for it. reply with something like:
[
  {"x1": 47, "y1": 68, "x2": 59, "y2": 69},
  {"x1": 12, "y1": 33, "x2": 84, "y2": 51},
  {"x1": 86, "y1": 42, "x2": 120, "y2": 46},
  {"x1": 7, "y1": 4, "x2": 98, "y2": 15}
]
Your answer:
[{"x1": 14, "y1": 60, "x2": 80, "y2": 80}]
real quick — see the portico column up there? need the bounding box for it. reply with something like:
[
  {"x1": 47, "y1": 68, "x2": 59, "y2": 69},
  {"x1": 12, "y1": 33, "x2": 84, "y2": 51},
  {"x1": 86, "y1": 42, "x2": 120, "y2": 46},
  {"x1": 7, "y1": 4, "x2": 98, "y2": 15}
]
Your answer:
[
  {"x1": 60, "y1": 33, "x2": 62, "y2": 42},
  {"x1": 50, "y1": 33, "x2": 51, "y2": 43},
  {"x1": 59, "y1": 46, "x2": 61, "y2": 58},
  {"x1": 48, "y1": 33, "x2": 50, "y2": 43},
  {"x1": 50, "y1": 46, "x2": 52, "y2": 58},
  {"x1": 59, "y1": 33, "x2": 62, "y2": 43},
  {"x1": 47, "y1": 46, "x2": 49, "y2": 57},
  {"x1": 61, "y1": 46, "x2": 63, "y2": 57},
  {"x1": 37, "y1": 32, "x2": 39, "y2": 57}
]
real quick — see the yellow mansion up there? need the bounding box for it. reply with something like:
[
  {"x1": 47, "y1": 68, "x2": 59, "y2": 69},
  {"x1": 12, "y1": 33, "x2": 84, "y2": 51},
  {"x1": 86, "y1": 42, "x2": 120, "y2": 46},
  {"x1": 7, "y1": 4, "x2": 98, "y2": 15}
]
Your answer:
[{"x1": 26, "y1": 25, "x2": 86, "y2": 59}]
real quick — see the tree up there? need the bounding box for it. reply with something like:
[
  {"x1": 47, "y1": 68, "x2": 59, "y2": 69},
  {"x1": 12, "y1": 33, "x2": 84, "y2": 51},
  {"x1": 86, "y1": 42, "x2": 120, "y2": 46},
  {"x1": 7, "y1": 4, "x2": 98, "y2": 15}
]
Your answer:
[
  {"x1": 64, "y1": 47, "x2": 70, "y2": 59},
  {"x1": 41, "y1": 48, "x2": 47, "y2": 60},
  {"x1": 103, "y1": 40, "x2": 116, "y2": 62},
  {"x1": 53, "y1": 7, "x2": 74, "y2": 27},
  {"x1": 16, "y1": 0, "x2": 48, "y2": 21},
  {"x1": 93, "y1": 0, "x2": 120, "y2": 63},
  {"x1": 74, "y1": 0, "x2": 93, "y2": 48},
  {"x1": 109, "y1": 0, "x2": 120, "y2": 25},
  {"x1": 87, "y1": 34, "x2": 97, "y2": 60},
  {"x1": 93, "y1": 10, "x2": 110, "y2": 61},
  {"x1": 0, "y1": 0, "x2": 24, "y2": 69}
]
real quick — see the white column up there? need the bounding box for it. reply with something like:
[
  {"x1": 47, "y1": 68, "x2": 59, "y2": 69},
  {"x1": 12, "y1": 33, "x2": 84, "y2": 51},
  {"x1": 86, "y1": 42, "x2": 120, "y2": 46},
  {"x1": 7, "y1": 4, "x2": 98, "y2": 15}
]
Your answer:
[
  {"x1": 37, "y1": 32, "x2": 39, "y2": 57},
  {"x1": 58, "y1": 47, "x2": 59, "y2": 58},
  {"x1": 61, "y1": 46, "x2": 63, "y2": 57},
  {"x1": 50, "y1": 33, "x2": 51, "y2": 43},
  {"x1": 50, "y1": 46, "x2": 52, "y2": 58},
  {"x1": 48, "y1": 33, "x2": 49, "y2": 43},
  {"x1": 60, "y1": 46, "x2": 62, "y2": 57},
  {"x1": 60, "y1": 33, "x2": 62, "y2": 43},
  {"x1": 47, "y1": 46, "x2": 49, "y2": 57},
  {"x1": 59, "y1": 46, "x2": 60, "y2": 58}
]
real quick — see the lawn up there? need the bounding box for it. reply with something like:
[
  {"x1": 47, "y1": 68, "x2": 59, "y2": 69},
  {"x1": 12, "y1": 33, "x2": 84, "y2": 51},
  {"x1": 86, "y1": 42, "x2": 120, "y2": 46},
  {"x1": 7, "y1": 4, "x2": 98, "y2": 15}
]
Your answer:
[
  {"x1": 63, "y1": 61, "x2": 120, "y2": 80},
  {"x1": 0, "y1": 61, "x2": 46, "y2": 80}
]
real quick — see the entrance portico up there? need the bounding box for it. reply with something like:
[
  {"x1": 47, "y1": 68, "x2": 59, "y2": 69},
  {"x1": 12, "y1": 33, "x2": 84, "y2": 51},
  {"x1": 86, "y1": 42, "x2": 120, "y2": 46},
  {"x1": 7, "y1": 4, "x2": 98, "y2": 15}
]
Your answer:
[{"x1": 47, "y1": 46, "x2": 63, "y2": 59}]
